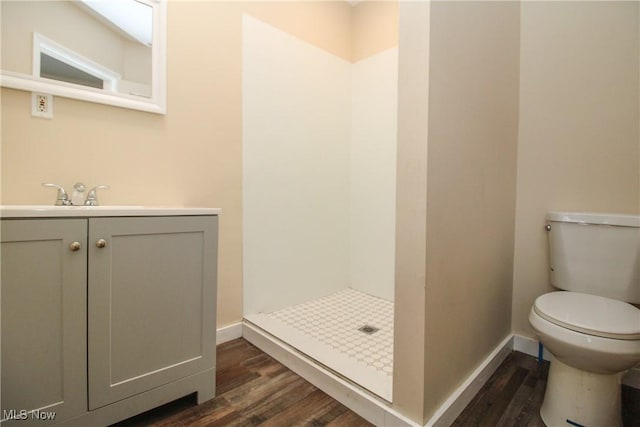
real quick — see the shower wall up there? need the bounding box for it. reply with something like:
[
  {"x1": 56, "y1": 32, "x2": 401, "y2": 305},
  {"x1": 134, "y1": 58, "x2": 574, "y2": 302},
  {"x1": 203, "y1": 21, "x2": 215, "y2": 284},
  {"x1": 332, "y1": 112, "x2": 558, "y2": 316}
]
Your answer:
[
  {"x1": 243, "y1": 14, "x2": 397, "y2": 315},
  {"x1": 349, "y1": 48, "x2": 398, "y2": 302},
  {"x1": 242, "y1": 14, "x2": 352, "y2": 315}
]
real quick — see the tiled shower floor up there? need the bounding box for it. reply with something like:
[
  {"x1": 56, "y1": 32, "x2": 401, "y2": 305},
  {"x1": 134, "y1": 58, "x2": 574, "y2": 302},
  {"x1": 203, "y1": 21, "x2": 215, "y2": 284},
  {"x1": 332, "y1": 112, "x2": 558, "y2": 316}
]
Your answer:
[{"x1": 244, "y1": 288, "x2": 393, "y2": 401}]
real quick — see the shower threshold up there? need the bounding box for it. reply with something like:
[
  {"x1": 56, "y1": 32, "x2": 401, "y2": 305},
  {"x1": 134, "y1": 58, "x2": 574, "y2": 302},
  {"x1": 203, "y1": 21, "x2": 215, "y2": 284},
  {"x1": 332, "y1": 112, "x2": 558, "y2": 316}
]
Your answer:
[{"x1": 243, "y1": 288, "x2": 393, "y2": 401}]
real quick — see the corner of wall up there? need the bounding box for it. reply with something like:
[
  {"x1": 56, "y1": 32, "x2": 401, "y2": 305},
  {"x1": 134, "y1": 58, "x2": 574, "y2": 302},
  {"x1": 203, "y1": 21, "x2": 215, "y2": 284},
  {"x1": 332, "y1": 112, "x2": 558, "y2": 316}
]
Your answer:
[{"x1": 392, "y1": 1, "x2": 431, "y2": 423}]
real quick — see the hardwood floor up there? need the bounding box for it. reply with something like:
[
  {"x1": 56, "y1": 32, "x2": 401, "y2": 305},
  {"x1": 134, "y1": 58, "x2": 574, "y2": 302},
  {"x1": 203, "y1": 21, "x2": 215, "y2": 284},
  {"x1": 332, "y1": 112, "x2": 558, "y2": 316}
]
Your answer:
[
  {"x1": 454, "y1": 352, "x2": 640, "y2": 427},
  {"x1": 113, "y1": 338, "x2": 640, "y2": 427},
  {"x1": 112, "y1": 338, "x2": 372, "y2": 427},
  {"x1": 452, "y1": 351, "x2": 548, "y2": 427}
]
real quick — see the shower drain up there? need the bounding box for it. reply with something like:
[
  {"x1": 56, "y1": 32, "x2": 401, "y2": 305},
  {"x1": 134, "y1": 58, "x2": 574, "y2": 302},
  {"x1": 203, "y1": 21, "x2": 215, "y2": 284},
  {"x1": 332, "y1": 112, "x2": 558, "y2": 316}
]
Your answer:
[{"x1": 358, "y1": 325, "x2": 380, "y2": 335}]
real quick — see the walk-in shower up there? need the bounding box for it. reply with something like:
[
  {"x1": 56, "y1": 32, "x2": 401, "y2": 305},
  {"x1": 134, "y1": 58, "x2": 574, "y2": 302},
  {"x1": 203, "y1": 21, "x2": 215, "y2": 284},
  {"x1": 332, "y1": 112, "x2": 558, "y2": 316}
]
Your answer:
[{"x1": 242, "y1": 11, "x2": 398, "y2": 401}]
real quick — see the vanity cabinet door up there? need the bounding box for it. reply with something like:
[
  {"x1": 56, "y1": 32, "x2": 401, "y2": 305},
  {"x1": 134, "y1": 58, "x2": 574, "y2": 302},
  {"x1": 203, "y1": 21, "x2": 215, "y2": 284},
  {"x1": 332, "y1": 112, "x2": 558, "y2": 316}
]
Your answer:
[
  {"x1": 1, "y1": 219, "x2": 87, "y2": 426},
  {"x1": 87, "y1": 216, "x2": 218, "y2": 410}
]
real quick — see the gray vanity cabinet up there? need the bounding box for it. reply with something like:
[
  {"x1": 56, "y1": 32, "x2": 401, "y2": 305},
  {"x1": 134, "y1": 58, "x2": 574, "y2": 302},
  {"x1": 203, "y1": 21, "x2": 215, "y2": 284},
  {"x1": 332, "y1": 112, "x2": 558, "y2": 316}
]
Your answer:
[
  {"x1": 1, "y1": 219, "x2": 87, "y2": 425},
  {"x1": 1, "y1": 214, "x2": 218, "y2": 426},
  {"x1": 87, "y1": 216, "x2": 218, "y2": 409}
]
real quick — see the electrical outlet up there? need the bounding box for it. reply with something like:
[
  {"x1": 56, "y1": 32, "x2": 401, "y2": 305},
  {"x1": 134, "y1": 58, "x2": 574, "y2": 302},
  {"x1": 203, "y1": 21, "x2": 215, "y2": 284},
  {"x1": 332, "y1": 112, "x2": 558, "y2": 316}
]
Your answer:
[{"x1": 31, "y1": 93, "x2": 53, "y2": 119}]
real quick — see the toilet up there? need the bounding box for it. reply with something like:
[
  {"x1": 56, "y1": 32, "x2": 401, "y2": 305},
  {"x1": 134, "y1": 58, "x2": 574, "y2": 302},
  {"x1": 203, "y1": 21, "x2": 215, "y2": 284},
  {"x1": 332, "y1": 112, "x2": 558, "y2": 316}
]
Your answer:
[{"x1": 529, "y1": 211, "x2": 640, "y2": 427}]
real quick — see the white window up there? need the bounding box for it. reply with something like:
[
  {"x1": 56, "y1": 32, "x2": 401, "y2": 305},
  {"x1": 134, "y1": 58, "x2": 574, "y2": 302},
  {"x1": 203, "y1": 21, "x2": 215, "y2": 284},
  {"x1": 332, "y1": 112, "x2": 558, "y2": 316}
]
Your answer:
[{"x1": 32, "y1": 32, "x2": 121, "y2": 92}]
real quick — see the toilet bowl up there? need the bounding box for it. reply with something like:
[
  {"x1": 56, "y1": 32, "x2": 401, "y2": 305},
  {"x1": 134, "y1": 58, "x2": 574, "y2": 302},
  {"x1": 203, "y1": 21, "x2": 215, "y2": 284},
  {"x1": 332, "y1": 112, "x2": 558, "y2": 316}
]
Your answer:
[
  {"x1": 530, "y1": 292, "x2": 640, "y2": 427},
  {"x1": 531, "y1": 292, "x2": 640, "y2": 374},
  {"x1": 529, "y1": 212, "x2": 640, "y2": 427}
]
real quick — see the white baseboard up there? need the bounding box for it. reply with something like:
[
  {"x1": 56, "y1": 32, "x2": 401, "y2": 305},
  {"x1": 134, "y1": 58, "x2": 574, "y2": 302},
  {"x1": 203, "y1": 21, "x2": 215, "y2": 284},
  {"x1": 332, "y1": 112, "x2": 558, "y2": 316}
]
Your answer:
[
  {"x1": 425, "y1": 335, "x2": 513, "y2": 427},
  {"x1": 513, "y1": 334, "x2": 640, "y2": 389},
  {"x1": 216, "y1": 322, "x2": 243, "y2": 345},
  {"x1": 513, "y1": 334, "x2": 551, "y2": 361}
]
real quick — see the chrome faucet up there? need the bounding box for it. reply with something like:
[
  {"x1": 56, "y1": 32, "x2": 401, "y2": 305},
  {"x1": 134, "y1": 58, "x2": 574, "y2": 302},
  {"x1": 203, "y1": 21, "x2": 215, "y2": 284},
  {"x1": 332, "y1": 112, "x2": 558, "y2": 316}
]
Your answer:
[
  {"x1": 42, "y1": 183, "x2": 71, "y2": 205},
  {"x1": 84, "y1": 185, "x2": 110, "y2": 206},
  {"x1": 43, "y1": 182, "x2": 110, "y2": 206}
]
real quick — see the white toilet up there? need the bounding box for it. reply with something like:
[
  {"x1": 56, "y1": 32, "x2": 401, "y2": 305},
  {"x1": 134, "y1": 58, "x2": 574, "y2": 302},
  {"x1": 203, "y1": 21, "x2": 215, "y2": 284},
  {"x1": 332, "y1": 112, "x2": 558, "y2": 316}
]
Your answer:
[{"x1": 529, "y1": 211, "x2": 640, "y2": 427}]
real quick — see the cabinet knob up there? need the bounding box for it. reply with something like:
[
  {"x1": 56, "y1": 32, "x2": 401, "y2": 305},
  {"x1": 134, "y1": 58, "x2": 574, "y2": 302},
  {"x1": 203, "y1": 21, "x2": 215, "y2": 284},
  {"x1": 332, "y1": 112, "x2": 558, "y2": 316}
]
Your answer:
[
  {"x1": 96, "y1": 239, "x2": 107, "y2": 248},
  {"x1": 69, "y1": 241, "x2": 81, "y2": 251}
]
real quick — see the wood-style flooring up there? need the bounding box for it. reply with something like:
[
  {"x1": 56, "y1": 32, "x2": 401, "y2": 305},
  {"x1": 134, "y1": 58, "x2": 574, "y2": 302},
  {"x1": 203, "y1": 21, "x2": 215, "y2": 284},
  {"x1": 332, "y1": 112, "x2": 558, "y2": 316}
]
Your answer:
[
  {"x1": 452, "y1": 351, "x2": 548, "y2": 427},
  {"x1": 113, "y1": 338, "x2": 640, "y2": 427},
  {"x1": 112, "y1": 338, "x2": 372, "y2": 427},
  {"x1": 454, "y1": 351, "x2": 640, "y2": 427}
]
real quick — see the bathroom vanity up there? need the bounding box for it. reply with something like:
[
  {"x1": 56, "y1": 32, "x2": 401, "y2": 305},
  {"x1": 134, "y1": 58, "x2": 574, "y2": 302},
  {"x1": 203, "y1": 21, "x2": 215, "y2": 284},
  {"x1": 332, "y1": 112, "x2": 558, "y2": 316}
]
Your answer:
[{"x1": 0, "y1": 206, "x2": 219, "y2": 426}]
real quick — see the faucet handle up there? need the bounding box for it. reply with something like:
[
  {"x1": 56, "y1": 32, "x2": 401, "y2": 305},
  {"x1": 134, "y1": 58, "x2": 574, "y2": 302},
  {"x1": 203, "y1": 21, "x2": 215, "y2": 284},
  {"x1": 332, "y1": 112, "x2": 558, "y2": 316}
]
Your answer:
[
  {"x1": 84, "y1": 185, "x2": 110, "y2": 206},
  {"x1": 42, "y1": 183, "x2": 71, "y2": 206}
]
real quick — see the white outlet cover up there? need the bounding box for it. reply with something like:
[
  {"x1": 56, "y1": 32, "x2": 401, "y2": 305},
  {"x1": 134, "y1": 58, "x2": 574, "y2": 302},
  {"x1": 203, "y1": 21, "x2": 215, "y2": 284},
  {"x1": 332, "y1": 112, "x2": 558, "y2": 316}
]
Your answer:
[{"x1": 31, "y1": 92, "x2": 53, "y2": 119}]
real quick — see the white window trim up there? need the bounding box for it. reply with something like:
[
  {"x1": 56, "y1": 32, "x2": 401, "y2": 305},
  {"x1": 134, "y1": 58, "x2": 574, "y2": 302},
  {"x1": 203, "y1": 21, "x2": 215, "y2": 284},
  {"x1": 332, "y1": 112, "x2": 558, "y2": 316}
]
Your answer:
[{"x1": 32, "y1": 32, "x2": 121, "y2": 92}]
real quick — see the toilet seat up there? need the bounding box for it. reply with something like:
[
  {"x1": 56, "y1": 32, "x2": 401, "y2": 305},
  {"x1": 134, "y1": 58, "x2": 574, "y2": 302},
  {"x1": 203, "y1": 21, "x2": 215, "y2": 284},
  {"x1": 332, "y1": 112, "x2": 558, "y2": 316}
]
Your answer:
[{"x1": 534, "y1": 291, "x2": 640, "y2": 340}]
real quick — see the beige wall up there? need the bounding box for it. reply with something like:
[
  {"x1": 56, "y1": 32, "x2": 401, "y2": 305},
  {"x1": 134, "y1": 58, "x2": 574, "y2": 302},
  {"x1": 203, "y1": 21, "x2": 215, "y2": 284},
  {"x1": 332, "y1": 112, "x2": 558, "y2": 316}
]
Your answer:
[
  {"x1": 244, "y1": 1, "x2": 352, "y2": 61},
  {"x1": 512, "y1": 1, "x2": 640, "y2": 338},
  {"x1": 393, "y1": 2, "x2": 429, "y2": 420},
  {"x1": 0, "y1": 1, "x2": 353, "y2": 328},
  {"x1": 423, "y1": 0, "x2": 520, "y2": 419},
  {"x1": 351, "y1": 0, "x2": 398, "y2": 62},
  {"x1": 394, "y1": 1, "x2": 520, "y2": 422}
]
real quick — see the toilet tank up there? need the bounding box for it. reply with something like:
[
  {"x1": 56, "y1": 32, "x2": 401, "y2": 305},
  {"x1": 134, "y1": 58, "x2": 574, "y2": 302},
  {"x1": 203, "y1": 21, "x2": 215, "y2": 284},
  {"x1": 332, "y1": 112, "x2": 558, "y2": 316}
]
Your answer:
[{"x1": 546, "y1": 211, "x2": 640, "y2": 304}]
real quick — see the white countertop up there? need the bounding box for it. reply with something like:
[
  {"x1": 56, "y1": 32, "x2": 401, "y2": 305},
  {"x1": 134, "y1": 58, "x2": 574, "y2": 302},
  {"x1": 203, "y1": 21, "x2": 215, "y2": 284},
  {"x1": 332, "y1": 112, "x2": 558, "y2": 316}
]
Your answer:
[{"x1": 0, "y1": 205, "x2": 221, "y2": 218}]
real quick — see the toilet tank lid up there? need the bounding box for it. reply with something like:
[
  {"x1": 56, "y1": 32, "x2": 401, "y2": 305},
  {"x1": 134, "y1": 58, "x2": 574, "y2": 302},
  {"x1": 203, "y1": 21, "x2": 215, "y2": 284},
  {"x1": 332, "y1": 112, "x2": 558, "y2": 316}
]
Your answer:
[{"x1": 547, "y1": 211, "x2": 640, "y2": 227}]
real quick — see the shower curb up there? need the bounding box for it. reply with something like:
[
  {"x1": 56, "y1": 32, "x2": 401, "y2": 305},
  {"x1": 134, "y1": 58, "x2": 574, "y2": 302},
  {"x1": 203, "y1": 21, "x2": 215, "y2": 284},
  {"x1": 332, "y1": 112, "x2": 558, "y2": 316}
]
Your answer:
[
  {"x1": 242, "y1": 321, "x2": 516, "y2": 427},
  {"x1": 242, "y1": 321, "x2": 418, "y2": 426}
]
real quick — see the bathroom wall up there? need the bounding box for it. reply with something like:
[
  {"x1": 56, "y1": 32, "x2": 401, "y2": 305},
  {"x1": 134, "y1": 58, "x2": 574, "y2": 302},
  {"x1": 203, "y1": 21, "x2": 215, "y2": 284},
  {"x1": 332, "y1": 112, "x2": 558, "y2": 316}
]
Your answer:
[
  {"x1": 0, "y1": 1, "x2": 354, "y2": 328},
  {"x1": 394, "y1": 1, "x2": 520, "y2": 422},
  {"x1": 6, "y1": 1, "x2": 635, "y2": 424},
  {"x1": 349, "y1": 47, "x2": 398, "y2": 302},
  {"x1": 348, "y1": 0, "x2": 399, "y2": 302},
  {"x1": 511, "y1": 1, "x2": 640, "y2": 338},
  {"x1": 243, "y1": 8, "x2": 398, "y2": 311},
  {"x1": 423, "y1": 0, "x2": 520, "y2": 419},
  {"x1": 351, "y1": 0, "x2": 398, "y2": 62},
  {"x1": 242, "y1": 15, "x2": 352, "y2": 315},
  {"x1": 393, "y1": 2, "x2": 430, "y2": 419}
]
